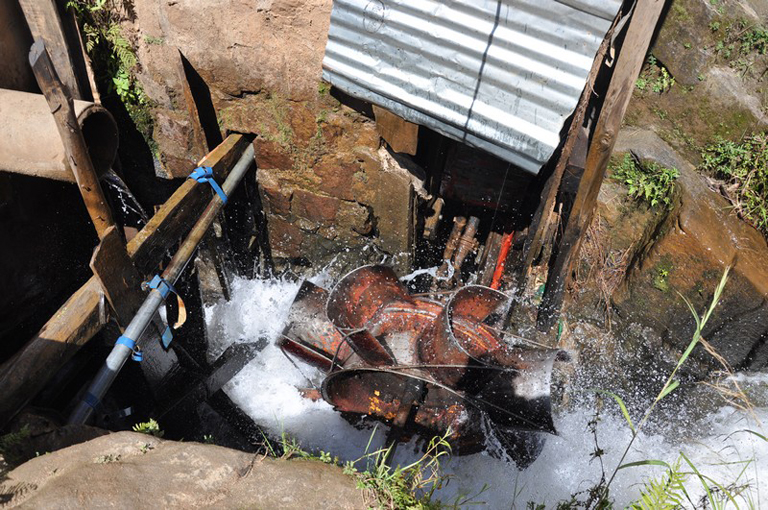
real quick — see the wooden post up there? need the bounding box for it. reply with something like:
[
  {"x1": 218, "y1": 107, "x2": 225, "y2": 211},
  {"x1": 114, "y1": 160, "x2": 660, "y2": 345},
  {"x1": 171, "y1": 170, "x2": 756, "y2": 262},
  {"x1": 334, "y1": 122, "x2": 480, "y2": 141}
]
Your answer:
[
  {"x1": 18, "y1": 0, "x2": 87, "y2": 99},
  {"x1": 0, "y1": 134, "x2": 251, "y2": 427},
  {"x1": 29, "y1": 39, "x2": 115, "y2": 239},
  {"x1": 536, "y1": 0, "x2": 667, "y2": 331},
  {"x1": 517, "y1": 21, "x2": 613, "y2": 291}
]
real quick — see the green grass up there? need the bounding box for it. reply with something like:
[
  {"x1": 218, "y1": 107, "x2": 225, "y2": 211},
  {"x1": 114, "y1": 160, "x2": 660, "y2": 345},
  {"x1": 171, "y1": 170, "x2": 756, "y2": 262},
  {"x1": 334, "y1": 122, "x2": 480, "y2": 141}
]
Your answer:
[
  {"x1": 262, "y1": 428, "x2": 466, "y2": 509},
  {"x1": 700, "y1": 134, "x2": 768, "y2": 235},
  {"x1": 610, "y1": 154, "x2": 679, "y2": 209}
]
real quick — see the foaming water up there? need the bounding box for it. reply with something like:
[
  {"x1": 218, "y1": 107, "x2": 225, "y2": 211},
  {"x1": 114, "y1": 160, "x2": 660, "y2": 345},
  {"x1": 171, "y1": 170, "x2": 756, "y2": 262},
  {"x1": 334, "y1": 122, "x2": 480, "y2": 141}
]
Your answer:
[{"x1": 206, "y1": 276, "x2": 768, "y2": 508}]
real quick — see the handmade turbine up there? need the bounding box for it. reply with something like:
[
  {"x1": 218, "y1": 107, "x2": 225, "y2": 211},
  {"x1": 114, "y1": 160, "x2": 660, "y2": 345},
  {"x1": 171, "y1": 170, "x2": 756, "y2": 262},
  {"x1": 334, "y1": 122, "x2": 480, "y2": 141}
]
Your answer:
[{"x1": 279, "y1": 265, "x2": 567, "y2": 467}]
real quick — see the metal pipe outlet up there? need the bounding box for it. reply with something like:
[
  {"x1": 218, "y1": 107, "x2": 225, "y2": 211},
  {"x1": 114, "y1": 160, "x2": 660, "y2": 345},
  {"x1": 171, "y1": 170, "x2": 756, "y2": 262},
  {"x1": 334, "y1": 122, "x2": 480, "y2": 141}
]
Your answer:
[
  {"x1": 68, "y1": 143, "x2": 255, "y2": 425},
  {"x1": 0, "y1": 88, "x2": 118, "y2": 182}
]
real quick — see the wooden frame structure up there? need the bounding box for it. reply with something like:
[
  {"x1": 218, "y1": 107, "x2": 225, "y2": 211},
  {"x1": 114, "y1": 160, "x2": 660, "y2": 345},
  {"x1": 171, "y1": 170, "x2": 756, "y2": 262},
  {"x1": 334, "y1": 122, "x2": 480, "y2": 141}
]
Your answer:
[{"x1": 517, "y1": 0, "x2": 667, "y2": 332}]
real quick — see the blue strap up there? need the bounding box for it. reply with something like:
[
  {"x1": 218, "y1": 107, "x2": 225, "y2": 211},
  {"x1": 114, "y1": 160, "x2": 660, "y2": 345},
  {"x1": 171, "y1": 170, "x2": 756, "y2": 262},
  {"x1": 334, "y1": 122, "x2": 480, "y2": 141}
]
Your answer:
[
  {"x1": 161, "y1": 326, "x2": 173, "y2": 349},
  {"x1": 116, "y1": 335, "x2": 142, "y2": 362},
  {"x1": 147, "y1": 274, "x2": 177, "y2": 300},
  {"x1": 189, "y1": 166, "x2": 227, "y2": 204},
  {"x1": 146, "y1": 275, "x2": 179, "y2": 349}
]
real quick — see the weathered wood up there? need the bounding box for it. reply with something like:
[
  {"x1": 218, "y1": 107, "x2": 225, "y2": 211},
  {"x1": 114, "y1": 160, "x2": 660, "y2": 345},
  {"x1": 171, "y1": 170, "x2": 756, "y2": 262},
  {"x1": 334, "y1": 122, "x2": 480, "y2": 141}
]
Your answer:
[
  {"x1": 518, "y1": 20, "x2": 613, "y2": 287},
  {"x1": 30, "y1": 39, "x2": 114, "y2": 238},
  {"x1": 536, "y1": 0, "x2": 666, "y2": 331},
  {"x1": 90, "y1": 226, "x2": 144, "y2": 326},
  {"x1": 177, "y1": 49, "x2": 210, "y2": 160},
  {"x1": 0, "y1": 134, "x2": 250, "y2": 427},
  {"x1": 18, "y1": 0, "x2": 85, "y2": 99},
  {"x1": 373, "y1": 105, "x2": 419, "y2": 155}
]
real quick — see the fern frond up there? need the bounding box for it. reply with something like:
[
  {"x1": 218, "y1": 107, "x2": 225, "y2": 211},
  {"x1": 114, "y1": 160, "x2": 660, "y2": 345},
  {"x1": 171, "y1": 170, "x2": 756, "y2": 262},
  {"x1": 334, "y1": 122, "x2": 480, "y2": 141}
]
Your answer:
[{"x1": 631, "y1": 460, "x2": 688, "y2": 510}]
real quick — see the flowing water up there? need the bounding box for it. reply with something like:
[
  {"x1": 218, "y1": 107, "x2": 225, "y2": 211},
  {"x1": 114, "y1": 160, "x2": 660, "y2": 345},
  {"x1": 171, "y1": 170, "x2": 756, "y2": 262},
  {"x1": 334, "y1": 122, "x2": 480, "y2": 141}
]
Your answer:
[{"x1": 205, "y1": 275, "x2": 768, "y2": 508}]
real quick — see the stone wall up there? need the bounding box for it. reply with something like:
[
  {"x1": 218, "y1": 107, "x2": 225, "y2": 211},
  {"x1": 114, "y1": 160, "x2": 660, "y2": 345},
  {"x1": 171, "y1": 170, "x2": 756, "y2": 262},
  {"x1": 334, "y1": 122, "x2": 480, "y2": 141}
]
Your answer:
[{"x1": 124, "y1": 0, "x2": 419, "y2": 272}]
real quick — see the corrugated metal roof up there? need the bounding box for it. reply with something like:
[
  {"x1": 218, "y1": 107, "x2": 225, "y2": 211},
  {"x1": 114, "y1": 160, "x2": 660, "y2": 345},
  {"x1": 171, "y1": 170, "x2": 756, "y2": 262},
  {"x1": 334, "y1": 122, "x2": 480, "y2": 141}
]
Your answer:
[{"x1": 322, "y1": 0, "x2": 621, "y2": 175}]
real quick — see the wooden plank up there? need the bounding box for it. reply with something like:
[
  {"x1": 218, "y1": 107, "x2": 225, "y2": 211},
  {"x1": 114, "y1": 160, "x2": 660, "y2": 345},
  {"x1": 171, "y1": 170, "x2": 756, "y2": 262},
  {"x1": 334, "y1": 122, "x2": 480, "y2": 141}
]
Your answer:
[
  {"x1": 30, "y1": 39, "x2": 115, "y2": 239},
  {"x1": 0, "y1": 134, "x2": 250, "y2": 426},
  {"x1": 90, "y1": 226, "x2": 144, "y2": 326},
  {"x1": 18, "y1": 0, "x2": 84, "y2": 99},
  {"x1": 517, "y1": 20, "x2": 613, "y2": 289},
  {"x1": 536, "y1": 0, "x2": 666, "y2": 331},
  {"x1": 372, "y1": 105, "x2": 419, "y2": 155}
]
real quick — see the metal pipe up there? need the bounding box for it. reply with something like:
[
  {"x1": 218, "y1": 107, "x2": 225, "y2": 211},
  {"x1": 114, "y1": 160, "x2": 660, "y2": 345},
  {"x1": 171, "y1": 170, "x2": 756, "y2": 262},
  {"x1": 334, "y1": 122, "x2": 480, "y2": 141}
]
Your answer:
[
  {"x1": 69, "y1": 144, "x2": 255, "y2": 424},
  {"x1": 0, "y1": 88, "x2": 118, "y2": 182}
]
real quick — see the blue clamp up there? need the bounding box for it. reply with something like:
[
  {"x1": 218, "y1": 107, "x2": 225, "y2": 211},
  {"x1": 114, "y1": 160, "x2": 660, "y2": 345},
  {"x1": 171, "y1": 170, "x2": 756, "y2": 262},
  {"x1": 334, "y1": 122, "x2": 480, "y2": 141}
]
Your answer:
[
  {"x1": 147, "y1": 274, "x2": 177, "y2": 300},
  {"x1": 116, "y1": 335, "x2": 143, "y2": 362},
  {"x1": 189, "y1": 166, "x2": 227, "y2": 204}
]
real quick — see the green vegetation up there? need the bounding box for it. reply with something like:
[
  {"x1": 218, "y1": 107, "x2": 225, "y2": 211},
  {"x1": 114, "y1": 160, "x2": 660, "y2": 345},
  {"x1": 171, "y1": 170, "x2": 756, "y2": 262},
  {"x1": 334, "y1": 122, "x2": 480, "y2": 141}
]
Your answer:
[
  {"x1": 700, "y1": 134, "x2": 768, "y2": 235},
  {"x1": 610, "y1": 154, "x2": 679, "y2": 209},
  {"x1": 710, "y1": 18, "x2": 768, "y2": 77},
  {"x1": 262, "y1": 429, "x2": 469, "y2": 509},
  {"x1": 66, "y1": 0, "x2": 154, "y2": 144},
  {"x1": 132, "y1": 418, "x2": 164, "y2": 438},
  {"x1": 0, "y1": 426, "x2": 30, "y2": 466},
  {"x1": 635, "y1": 55, "x2": 675, "y2": 94}
]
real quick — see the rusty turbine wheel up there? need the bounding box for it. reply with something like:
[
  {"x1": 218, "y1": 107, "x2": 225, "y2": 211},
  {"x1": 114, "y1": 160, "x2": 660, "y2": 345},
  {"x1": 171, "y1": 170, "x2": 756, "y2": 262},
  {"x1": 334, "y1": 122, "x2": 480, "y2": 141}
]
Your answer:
[{"x1": 278, "y1": 265, "x2": 567, "y2": 466}]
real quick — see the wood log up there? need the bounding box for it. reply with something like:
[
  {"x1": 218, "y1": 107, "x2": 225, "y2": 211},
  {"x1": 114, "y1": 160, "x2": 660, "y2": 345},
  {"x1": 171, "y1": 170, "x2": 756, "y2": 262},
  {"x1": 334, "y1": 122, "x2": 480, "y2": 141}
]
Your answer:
[
  {"x1": 30, "y1": 39, "x2": 114, "y2": 238},
  {"x1": 18, "y1": 0, "x2": 86, "y2": 99},
  {"x1": 536, "y1": 0, "x2": 667, "y2": 331},
  {"x1": 0, "y1": 134, "x2": 250, "y2": 427}
]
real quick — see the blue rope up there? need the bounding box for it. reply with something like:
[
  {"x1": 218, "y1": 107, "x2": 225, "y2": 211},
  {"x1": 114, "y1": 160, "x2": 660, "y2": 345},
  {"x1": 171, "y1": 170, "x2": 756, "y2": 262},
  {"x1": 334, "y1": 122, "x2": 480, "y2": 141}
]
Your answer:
[{"x1": 189, "y1": 166, "x2": 227, "y2": 204}]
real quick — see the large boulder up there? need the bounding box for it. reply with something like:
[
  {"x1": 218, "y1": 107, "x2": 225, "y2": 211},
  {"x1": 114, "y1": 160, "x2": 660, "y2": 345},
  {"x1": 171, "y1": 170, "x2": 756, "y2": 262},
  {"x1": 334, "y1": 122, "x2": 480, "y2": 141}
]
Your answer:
[
  {"x1": 0, "y1": 431, "x2": 364, "y2": 509},
  {"x1": 587, "y1": 128, "x2": 768, "y2": 372}
]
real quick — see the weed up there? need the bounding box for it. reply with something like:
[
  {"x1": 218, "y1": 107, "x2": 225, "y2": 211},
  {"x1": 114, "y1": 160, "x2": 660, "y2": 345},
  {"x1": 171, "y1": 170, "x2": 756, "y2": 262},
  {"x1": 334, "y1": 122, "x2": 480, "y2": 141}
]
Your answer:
[
  {"x1": 94, "y1": 453, "x2": 121, "y2": 464},
  {"x1": 598, "y1": 268, "x2": 734, "y2": 505},
  {"x1": 635, "y1": 55, "x2": 675, "y2": 94},
  {"x1": 143, "y1": 35, "x2": 164, "y2": 45},
  {"x1": 700, "y1": 134, "x2": 768, "y2": 234},
  {"x1": 355, "y1": 432, "x2": 452, "y2": 510},
  {"x1": 712, "y1": 19, "x2": 768, "y2": 78},
  {"x1": 610, "y1": 154, "x2": 679, "y2": 209},
  {"x1": 132, "y1": 418, "x2": 164, "y2": 438},
  {"x1": 202, "y1": 435, "x2": 215, "y2": 445}
]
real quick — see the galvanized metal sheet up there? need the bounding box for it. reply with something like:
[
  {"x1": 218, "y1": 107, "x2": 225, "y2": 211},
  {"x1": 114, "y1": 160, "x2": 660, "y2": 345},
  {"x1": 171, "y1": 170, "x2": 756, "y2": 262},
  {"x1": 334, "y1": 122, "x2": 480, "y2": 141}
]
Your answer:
[{"x1": 322, "y1": 0, "x2": 621, "y2": 174}]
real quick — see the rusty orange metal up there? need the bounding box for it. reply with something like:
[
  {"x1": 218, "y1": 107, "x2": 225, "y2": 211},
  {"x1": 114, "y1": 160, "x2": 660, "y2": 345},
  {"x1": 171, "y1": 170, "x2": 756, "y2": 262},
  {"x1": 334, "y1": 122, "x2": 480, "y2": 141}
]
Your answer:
[{"x1": 280, "y1": 265, "x2": 568, "y2": 465}]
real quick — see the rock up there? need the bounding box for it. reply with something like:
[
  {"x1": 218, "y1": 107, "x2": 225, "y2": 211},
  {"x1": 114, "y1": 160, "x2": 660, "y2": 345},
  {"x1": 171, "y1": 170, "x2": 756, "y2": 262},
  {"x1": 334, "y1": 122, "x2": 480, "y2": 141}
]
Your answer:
[
  {"x1": 651, "y1": 0, "x2": 717, "y2": 87},
  {"x1": 0, "y1": 431, "x2": 364, "y2": 509},
  {"x1": 606, "y1": 128, "x2": 768, "y2": 371}
]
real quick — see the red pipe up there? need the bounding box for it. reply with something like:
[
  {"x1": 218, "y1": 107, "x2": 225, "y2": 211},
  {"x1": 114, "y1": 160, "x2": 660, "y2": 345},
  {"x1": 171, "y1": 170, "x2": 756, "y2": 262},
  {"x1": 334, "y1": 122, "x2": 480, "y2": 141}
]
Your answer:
[{"x1": 490, "y1": 231, "x2": 514, "y2": 290}]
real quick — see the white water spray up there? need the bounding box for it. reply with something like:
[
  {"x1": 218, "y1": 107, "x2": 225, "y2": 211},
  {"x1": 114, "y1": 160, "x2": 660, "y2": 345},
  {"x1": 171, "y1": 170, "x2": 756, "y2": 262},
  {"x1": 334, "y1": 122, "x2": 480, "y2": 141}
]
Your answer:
[{"x1": 205, "y1": 275, "x2": 768, "y2": 508}]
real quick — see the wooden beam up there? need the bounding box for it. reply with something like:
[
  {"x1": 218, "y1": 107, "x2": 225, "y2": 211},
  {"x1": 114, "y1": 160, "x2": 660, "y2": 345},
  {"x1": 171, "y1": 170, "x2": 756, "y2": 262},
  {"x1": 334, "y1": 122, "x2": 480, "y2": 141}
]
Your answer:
[
  {"x1": 30, "y1": 39, "x2": 115, "y2": 239},
  {"x1": 90, "y1": 226, "x2": 144, "y2": 326},
  {"x1": 517, "y1": 18, "x2": 613, "y2": 289},
  {"x1": 18, "y1": 0, "x2": 85, "y2": 99},
  {"x1": 372, "y1": 105, "x2": 419, "y2": 155},
  {"x1": 536, "y1": 0, "x2": 667, "y2": 331},
  {"x1": 0, "y1": 134, "x2": 250, "y2": 427}
]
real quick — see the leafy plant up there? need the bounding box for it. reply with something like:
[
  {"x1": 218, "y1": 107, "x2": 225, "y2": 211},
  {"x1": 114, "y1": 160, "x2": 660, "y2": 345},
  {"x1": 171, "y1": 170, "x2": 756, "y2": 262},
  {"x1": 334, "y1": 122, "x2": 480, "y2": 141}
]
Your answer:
[
  {"x1": 610, "y1": 154, "x2": 679, "y2": 209},
  {"x1": 629, "y1": 458, "x2": 689, "y2": 509},
  {"x1": 635, "y1": 55, "x2": 675, "y2": 94},
  {"x1": 700, "y1": 134, "x2": 768, "y2": 234},
  {"x1": 66, "y1": 0, "x2": 154, "y2": 142},
  {"x1": 132, "y1": 418, "x2": 164, "y2": 437}
]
